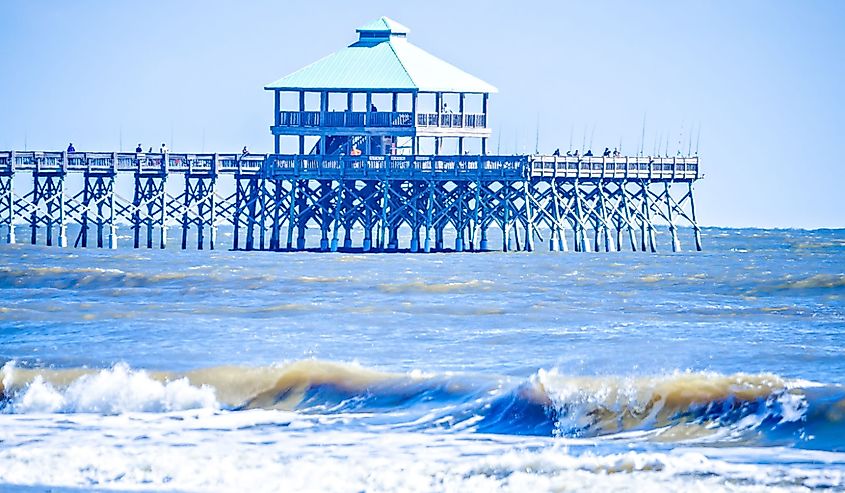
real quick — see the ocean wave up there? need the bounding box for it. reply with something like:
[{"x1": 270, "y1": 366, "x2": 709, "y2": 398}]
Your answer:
[
  {"x1": 0, "y1": 266, "x2": 195, "y2": 289},
  {"x1": 2, "y1": 360, "x2": 844, "y2": 450},
  {"x1": 377, "y1": 279, "x2": 494, "y2": 294}
]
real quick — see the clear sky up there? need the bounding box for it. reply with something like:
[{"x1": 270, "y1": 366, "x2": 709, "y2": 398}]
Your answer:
[{"x1": 1, "y1": 1, "x2": 843, "y2": 228}]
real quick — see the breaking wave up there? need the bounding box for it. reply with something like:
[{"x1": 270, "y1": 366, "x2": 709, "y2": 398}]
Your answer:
[{"x1": 2, "y1": 360, "x2": 844, "y2": 450}]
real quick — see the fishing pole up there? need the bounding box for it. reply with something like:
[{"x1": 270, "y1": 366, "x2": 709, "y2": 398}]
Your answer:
[
  {"x1": 639, "y1": 113, "x2": 646, "y2": 157},
  {"x1": 695, "y1": 123, "x2": 701, "y2": 155}
]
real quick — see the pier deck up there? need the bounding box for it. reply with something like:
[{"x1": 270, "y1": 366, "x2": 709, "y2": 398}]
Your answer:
[{"x1": 0, "y1": 151, "x2": 701, "y2": 253}]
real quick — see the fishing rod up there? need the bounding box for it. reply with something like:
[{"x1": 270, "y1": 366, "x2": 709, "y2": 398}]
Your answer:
[
  {"x1": 695, "y1": 123, "x2": 701, "y2": 155},
  {"x1": 639, "y1": 113, "x2": 646, "y2": 157},
  {"x1": 687, "y1": 122, "x2": 694, "y2": 156},
  {"x1": 581, "y1": 124, "x2": 587, "y2": 153},
  {"x1": 496, "y1": 126, "x2": 502, "y2": 154}
]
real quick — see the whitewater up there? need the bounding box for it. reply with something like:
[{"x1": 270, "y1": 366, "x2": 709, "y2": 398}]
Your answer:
[{"x1": 1, "y1": 227, "x2": 844, "y2": 492}]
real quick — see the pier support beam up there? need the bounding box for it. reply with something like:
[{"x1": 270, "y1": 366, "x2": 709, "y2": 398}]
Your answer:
[{"x1": 0, "y1": 174, "x2": 14, "y2": 244}]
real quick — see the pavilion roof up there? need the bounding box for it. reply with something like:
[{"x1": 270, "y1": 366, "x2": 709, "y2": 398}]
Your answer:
[{"x1": 264, "y1": 17, "x2": 497, "y2": 94}]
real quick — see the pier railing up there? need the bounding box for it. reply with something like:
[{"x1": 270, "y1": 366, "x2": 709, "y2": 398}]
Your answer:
[
  {"x1": 0, "y1": 151, "x2": 698, "y2": 181},
  {"x1": 528, "y1": 155, "x2": 699, "y2": 181},
  {"x1": 266, "y1": 155, "x2": 525, "y2": 180}
]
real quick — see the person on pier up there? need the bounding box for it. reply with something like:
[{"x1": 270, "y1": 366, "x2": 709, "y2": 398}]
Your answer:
[
  {"x1": 553, "y1": 148, "x2": 560, "y2": 156},
  {"x1": 136, "y1": 144, "x2": 143, "y2": 153},
  {"x1": 370, "y1": 103, "x2": 378, "y2": 112},
  {"x1": 242, "y1": 146, "x2": 249, "y2": 156},
  {"x1": 585, "y1": 149, "x2": 593, "y2": 157},
  {"x1": 603, "y1": 147, "x2": 611, "y2": 157},
  {"x1": 160, "y1": 143, "x2": 169, "y2": 154},
  {"x1": 350, "y1": 144, "x2": 362, "y2": 156},
  {"x1": 573, "y1": 149, "x2": 579, "y2": 158},
  {"x1": 67, "y1": 143, "x2": 75, "y2": 152},
  {"x1": 613, "y1": 148, "x2": 620, "y2": 157}
]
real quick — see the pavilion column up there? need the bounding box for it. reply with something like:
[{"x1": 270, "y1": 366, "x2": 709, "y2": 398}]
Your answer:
[
  {"x1": 320, "y1": 91, "x2": 328, "y2": 155},
  {"x1": 482, "y1": 93, "x2": 489, "y2": 155},
  {"x1": 274, "y1": 90, "x2": 281, "y2": 153},
  {"x1": 299, "y1": 91, "x2": 306, "y2": 154},
  {"x1": 346, "y1": 92, "x2": 354, "y2": 153},
  {"x1": 365, "y1": 92, "x2": 373, "y2": 154},
  {"x1": 411, "y1": 92, "x2": 418, "y2": 155}
]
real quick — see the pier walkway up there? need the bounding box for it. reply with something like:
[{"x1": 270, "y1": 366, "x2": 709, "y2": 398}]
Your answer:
[{"x1": 0, "y1": 151, "x2": 701, "y2": 253}]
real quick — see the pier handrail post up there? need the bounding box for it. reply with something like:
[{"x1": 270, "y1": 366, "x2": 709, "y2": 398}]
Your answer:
[
  {"x1": 61, "y1": 151, "x2": 68, "y2": 173},
  {"x1": 163, "y1": 152, "x2": 169, "y2": 174},
  {"x1": 112, "y1": 152, "x2": 118, "y2": 174}
]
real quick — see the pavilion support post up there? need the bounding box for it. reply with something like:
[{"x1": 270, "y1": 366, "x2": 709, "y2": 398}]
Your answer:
[
  {"x1": 688, "y1": 181, "x2": 703, "y2": 251},
  {"x1": 598, "y1": 182, "x2": 611, "y2": 252},
  {"x1": 435, "y1": 223, "x2": 444, "y2": 251},
  {"x1": 330, "y1": 180, "x2": 343, "y2": 252},
  {"x1": 107, "y1": 175, "x2": 117, "y2": 249},
  {"x1": 343, "y1": 180, "x2": 353, "y2": 249},
  {"x1": 209, "y1": 157, "x2": 219, "y2": 250},
  {"x1": 643, "y1": 181, "x2": 657, "y2": 252},
  {"x1": 30, "y1": 173, "x2": 37, "y2": 245},
  {"x1": 57, "y1": 171, "x2": 67, "y2": 248},
  {"x1": 575, "y1": 182, "x2": 589, "y2": 253},
  {"x1": 257, "y1": 179, "x2": 267, "y2": 251},
  {"x1": 621, "y1": 181, "x2": 638, "y2": 251},
  {"x1": 522, "y1": 180, "x2": 534, "y2": 252},
  {"x1": 455, "y1": 183, "x2": 464, "y2": 252},
  {"x1": 378, "y1": 180, "x2": 388, "y2": 251},
  {"x1": 2, "y1": 173, "x2": 15, "y2": 244},
  {"x1": 81, "y1": 174, "x2": 91, "y2": 248},
  {"x1": 470, "y1": 178, "x2": 481, "y2": 251},
  {"x1": 665, "y1": 182, "x2": 680, "y2": 252},
  {"x1": 296, "y1": 181, "x2": 307, "y2": 250},
  {"x1": 424, "y1": 182, "x2": 433, "y2": 253},
  {"x1": 502, "y1": 182, "x2": 511, "y2": 252},
  {"x1": 269, "y1": 180, "x2": 281, "y2": 251},
  {"x1": 159, "y1": 175, "x2": 167, "y2": 249},
  {"x1": 286, "y1": 178, "x2": 297, "y2": 249},
  {"x1": 233, "y1": 178, "x2": 242, "y2": 250},
  {"x1": 320, "y1": 180, "x2": 330, "y2": 251},
  {"x1": 181, "y1": 173, "x2": 191, "y2": 250}
]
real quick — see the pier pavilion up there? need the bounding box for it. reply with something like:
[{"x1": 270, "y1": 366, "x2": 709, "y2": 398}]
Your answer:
[
  {"x1": 265, "y1": 17, "x2": 495, "y2": 158},
  {"x1": 0, "y1": 17, "x2": 702, "y2": 253}
]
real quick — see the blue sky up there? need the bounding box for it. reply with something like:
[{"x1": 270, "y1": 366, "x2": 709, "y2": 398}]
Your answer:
[{"x1": 0, "y1": 1, "x2": 843, "y2": 228}]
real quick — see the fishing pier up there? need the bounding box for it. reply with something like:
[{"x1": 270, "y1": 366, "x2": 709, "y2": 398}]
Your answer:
[{"x1": 0, "y1": 17, "x2": 702, "y2": 253}]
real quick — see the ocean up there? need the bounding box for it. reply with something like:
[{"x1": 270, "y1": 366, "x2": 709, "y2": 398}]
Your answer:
[{"x1": 1, "y1": 227, "x2": 844, "y2": 492}]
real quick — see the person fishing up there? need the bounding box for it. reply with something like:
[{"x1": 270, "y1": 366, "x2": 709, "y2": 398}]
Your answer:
[
  {"x1": 67, "y1": 143, "x2": 75, "y2": 152},
  {"x1": 136, "y1": 144, "x2": 143, "y2": 153}
]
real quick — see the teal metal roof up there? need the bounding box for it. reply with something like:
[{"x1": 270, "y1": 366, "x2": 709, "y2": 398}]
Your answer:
[{"x1": 265, "y1": 17, "x2": 497, "y2": 94}]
